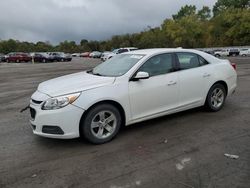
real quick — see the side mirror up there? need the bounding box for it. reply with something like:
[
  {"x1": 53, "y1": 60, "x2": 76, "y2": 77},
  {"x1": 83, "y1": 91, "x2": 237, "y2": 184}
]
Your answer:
[{"x1": 131, "y1": 71, "x2": 150, "y2": 81}]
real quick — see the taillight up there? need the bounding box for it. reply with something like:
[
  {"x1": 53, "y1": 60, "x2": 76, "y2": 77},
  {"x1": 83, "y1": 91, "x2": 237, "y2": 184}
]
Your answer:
[{"x1": 231, "y1": 62, "x2": 236, "y2": 70}]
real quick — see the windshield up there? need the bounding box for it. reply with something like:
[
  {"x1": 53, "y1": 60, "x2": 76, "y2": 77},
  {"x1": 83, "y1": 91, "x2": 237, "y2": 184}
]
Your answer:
[{"x1": 91, "y1": 54, "x2": 144, "y2": 77}]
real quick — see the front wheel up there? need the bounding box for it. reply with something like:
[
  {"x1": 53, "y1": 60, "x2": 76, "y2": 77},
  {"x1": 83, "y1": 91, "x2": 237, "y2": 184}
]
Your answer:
[
  {"x1": 81, "y1": 104, "x2": 121, "y2": 144},
  {"x1": 205, "y1": 83, "x2": 226, "y2": 112}
]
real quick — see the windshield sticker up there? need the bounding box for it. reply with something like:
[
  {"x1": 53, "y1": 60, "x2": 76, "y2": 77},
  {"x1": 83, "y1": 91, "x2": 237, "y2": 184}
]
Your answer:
[{"x1": 130, "y1": 55, "x2": 143, "y2": 59}]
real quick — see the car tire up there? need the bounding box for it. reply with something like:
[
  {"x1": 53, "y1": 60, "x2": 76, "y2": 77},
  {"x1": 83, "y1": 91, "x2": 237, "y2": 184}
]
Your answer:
[
  {"x1": 6, "y1": 59, "x2": 9, "y2": 63},
  {"x1": 215, "y1": 54, "x2": 220, "y2": 57},
  {"x1": 16, "y1": 59, "x2": 20, "y2": 63},
  {"x1": 81, "y1": 104, "x2": 122, "y2": 144},
  {"x1": 205, "y1": 83, "x2": 226, "y2": 112},
  {"x1": 43, "y1": 59, "x2": 47, "y2": 63}
]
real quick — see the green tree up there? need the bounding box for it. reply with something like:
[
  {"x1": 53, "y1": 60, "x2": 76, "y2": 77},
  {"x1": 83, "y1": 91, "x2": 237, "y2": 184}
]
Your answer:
[
  {"x1": 210, "y1": 8, "x2": 250, "y2": 46},
  {"x1": 163, "y1": 15, "x2": 206, "y2": 48},
  {"x1": 0, "y1": 39, "x2": 18, "y2": 54},
  {"x1": 198, "y1": 6, "x2": 211, "y2": 20},
  {"x1": 172, "y1": 5, "x2": 196, "y2": 20},
  {"x1": 213, "y1": 0, "x2": 250, "y2": 15}
]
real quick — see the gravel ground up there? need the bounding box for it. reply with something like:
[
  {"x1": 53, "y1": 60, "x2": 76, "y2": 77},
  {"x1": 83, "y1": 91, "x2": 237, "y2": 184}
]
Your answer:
[{"x1": 0, "y1": 57, "x2": 250, "y2": 188}]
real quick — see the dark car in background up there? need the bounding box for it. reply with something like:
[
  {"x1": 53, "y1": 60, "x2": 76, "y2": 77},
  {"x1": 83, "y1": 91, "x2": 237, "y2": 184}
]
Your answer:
[
  {"x1": 48, "y1": 52, "x2": 72, "y2": 62},
  {"x1": 6, "y1": 52, "x2": 32, "y2": 63},
  {"x1": 33, "y1": 53, "x2": 51, "y2": 63},
  {"x1": 229, "y1": 49, "x2": 240, "y2": 56}
]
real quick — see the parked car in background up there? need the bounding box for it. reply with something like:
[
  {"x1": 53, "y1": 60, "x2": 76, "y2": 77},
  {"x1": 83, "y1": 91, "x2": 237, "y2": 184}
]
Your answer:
[
  {"x1": 72, "y1": 53, "x2": 80, "y2": 57},
  {"x1": 228, "y1": 49, "x2": 240, "y2": 56},
  {"x1": 214, "y1": 49, "x2": 240, "y2": 57},
  {"x1": 240, "y1": 48, "x2": 250, "y2": 56},
  {"x1": 214, "y1": 49, "x2": 229, "y2": 57},
  {"x1": 89, "y1": 51, "x2": 102, "y2": 58},
  {"x1": 105, "y1": 47, "x2": 138, "y2": 60},
  {"x1": 100, "y1": 51, "x2": 111, "y2": 61},
  {"x1": 6, "y1": 52, "x2": 32, "y2": 63},
  {"x1": 118, "y1": 47, "x2": 138, "y2": 54},
  {"x1": 80, "y1": 52, "x2": 91, "y2": 58},
  {"x1": 0, "y1": 53, "x2": 5, "y2": 62},
  {"x1": 65, "y1": 54, "x2": 72, "y2": 61},
  {"x1": 48, "y1": 52, "x2": 71, "y2": 62},
  {"x1": 33, "y1": 53, "x2": 51, "y2": 63},
  {"x1": 29, "y1": 48, "x2": 237, "y2": 144}
]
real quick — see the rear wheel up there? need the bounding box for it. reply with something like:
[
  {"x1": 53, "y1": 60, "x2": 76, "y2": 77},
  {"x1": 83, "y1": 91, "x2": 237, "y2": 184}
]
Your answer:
[
  {"x1": 16, "y1": 59, "x2": 20, "y2": 63},
  {"x1": 42, "y1": 59, "x2": 47, "y2": 63},
  {"x1": 81, "y1": 104, "x2": 121, "y2": 144},
  {"x1": 205, "y1": 83, "x2": 226, "y2": 112}
]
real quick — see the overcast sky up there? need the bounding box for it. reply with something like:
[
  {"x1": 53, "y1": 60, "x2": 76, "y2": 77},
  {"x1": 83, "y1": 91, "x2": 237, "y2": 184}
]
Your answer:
[{"x1": 0, "y1": 0, "x2": 217, "y2": 44}]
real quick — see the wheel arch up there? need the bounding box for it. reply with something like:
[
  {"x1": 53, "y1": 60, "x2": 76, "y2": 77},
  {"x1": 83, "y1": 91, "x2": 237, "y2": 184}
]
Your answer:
[
  {"x1": 79, "y1": 100, "x2": 126, "y2": 136},
  {"x1": 212, "y1": 80, "x2": 228, "y2": 96},
  {"x1": 206, "y1": 80, "x2": 228, "y2": 104}
]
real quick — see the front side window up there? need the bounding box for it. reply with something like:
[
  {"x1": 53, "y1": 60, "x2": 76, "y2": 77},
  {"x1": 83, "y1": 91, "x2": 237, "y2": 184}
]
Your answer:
[
  {"x1": 91, "y1": 54, "x2": 144, "y2": 77},
  {"x1": 176, "y1": 53, "x2": 200, "y2": 70},
  {"x1": 138, "y1": 53, "x2": 174, "y2": 77}
]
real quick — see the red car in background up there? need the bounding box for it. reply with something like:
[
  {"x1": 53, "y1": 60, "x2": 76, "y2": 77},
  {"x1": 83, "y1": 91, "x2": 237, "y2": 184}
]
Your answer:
[{"x1": 6, "y1": 52, "x2": 32, "y2": 63}]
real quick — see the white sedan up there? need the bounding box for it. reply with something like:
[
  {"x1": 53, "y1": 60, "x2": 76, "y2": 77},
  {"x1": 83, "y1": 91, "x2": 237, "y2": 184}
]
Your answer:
[{"x1": 29, "y1": 49, "x2": 237, "y2": 144}]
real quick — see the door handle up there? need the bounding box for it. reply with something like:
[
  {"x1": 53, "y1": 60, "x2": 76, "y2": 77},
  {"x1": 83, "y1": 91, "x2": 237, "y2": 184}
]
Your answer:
[
  {"x1": 203, "y1": 73, "x2": 211, "y2": 78},
  {"x1": 167, "y1": 81, "x2": 177, "y2": 86}
]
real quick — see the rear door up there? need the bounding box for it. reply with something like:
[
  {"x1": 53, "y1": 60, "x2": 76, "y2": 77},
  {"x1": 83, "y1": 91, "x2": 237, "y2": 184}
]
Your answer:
[{"x1": 175, "y1": 52, "x2": 212, "y2": 107}]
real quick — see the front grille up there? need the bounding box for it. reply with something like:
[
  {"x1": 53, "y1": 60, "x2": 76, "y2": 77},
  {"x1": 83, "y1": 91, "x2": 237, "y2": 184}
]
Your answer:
[
  {"x1": 30, "y1": 107, "x2": 36, "y2": 120},
  {"x1": 32, "y1": 99, "x2": 43, "y2": 104}
]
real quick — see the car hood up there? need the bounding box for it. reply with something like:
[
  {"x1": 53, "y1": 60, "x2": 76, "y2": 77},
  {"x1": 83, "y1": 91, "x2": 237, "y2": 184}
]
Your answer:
[{"x1": 38, "y1": 71, "x2": 115, "y2": 97}]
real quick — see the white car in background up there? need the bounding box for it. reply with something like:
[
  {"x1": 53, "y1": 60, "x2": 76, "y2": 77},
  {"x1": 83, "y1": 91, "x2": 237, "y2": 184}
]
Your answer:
[
  {"x1": 105, "y1": 47, "x2": 138, "y2": 61},
  {"x1": 214, "y1": 49, "x2": 229, "y2": 57},
  {"x1": 71, "y1": 53, "x2": 81, "y2": 57},
  {"x1": 100, "y1": 51, "x2": 111, "y2": 61},
  {"x1": 29, "y1": 48, "x2": 237, "y2": 144},
  {"x1": 240, "y1": 48, "x2": 250, "y2": 56}
]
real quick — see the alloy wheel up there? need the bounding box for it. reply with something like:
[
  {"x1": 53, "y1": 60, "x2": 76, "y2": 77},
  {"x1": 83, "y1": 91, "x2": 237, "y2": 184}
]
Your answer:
[
  {"x1": 90, "y1": 111, "x2": 117, "y2": 139},
  {"x1": 211, "y1": 88, "x2": 224, "y2": 108}
]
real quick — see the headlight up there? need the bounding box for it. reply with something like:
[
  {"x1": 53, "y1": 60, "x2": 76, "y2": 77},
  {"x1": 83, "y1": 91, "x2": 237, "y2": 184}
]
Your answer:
[{"x1": 42, "y1": 92, "x2": 81, "y2": 110}]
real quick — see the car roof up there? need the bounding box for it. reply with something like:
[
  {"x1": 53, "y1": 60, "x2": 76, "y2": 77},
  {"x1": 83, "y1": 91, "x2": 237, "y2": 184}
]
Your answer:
[
  {"x1": 125, "y1": 48, "x2": 220, "y2": 64},
  {"x1": 126, "y1": 48, "x2": 198, "y2": 55}
]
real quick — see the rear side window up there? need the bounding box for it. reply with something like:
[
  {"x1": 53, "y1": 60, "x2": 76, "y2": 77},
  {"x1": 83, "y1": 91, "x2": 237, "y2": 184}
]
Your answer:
[
  {"x1": 138, "y1": 53, "x2": 174, "y2": 77},
  {"x1": 198, "y1": 56, "x2": 209, "y2": 66},
  {"x1": 176, "y1": 53, "x2": 209, "y2": 70},
  {"x1": 176, "y1": 53, "x2": 200, "y2": 70}
]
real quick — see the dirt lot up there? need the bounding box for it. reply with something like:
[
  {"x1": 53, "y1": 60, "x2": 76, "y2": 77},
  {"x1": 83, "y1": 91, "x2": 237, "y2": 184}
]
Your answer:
[{"x1": 0, "y1": 57, "x2": 250, "y2": 188}]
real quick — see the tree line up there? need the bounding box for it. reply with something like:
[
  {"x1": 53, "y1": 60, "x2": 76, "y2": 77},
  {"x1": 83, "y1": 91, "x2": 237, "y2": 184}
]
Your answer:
[{"x1": 0, "y1": 0, "x2": 249, "y2": 54}]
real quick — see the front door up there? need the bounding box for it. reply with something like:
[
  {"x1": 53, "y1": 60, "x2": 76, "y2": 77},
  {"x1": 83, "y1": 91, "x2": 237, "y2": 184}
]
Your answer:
[{"x1": 129, "y1": 53, "x2": 179, "y2": 120}]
